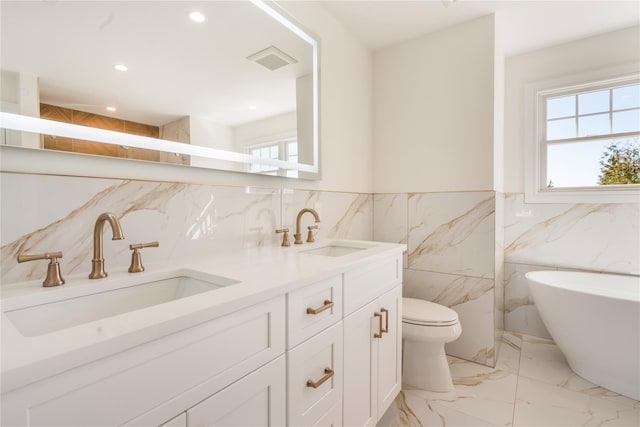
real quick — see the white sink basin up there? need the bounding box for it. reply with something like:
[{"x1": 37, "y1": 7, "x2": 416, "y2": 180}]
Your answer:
[
  {"x1": 4, "y1": 272, "x2": 240, "y2": 337},
  {"x1": 300, "y1": 241, "x2": 375, "y2": 257}
]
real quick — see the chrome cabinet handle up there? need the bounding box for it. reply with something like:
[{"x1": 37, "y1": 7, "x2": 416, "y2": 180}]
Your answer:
[
  {"x1": 306, "y1": 300, "x2": 334, "y2": 315},
  {"x1": 381, "y1": 308, "x2": 389, "y2": 334},
  {"x1": 307, "y1": 368, "x2": 334, "y2": 388},
  {"x1": 374, "y1": 312, "x2": 383, "y2": 338}
]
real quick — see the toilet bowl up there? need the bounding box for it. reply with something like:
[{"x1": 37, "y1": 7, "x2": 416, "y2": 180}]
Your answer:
[{"x1": 402, "y1": 297, "x2": 462, "y2": 392}]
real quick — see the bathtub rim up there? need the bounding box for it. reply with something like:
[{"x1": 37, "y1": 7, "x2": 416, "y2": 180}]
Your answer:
[{"x1": 525, "y1": 270, "x2": 640, "y2": 303}]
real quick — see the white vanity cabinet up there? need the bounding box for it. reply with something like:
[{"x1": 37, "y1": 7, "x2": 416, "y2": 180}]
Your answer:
[
  {"x1": 1, "y1": 296, "x2": 286, "y2": 427},
  {"x1": 1, "y1": 243, "x2": 404, "y2": 427},
  {"x1": 343, "y1": 257, "x2": 403, "y2": 427}
]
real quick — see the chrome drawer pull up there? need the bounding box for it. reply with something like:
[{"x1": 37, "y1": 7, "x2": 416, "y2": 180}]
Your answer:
[
  {"x1": 374, "y1": 312, "x2": 383, "y2": 338},
  {"x1": 306, "y1": 300, "x2": 334, "y2": 315},
  {"x1": 306, "y1": 368, "x2": 334, "y2": 388},
  {"x1": 381, "y1": 308, "x2": 389, "y2": 334}
]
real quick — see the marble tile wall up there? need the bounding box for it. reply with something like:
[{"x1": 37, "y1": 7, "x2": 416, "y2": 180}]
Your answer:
[
  {"x1": 494, "y1": 192, "x2": 505, "y2": 357},
  {"x1": 8, "y1": 174, "x2": 636, "y2": 351},
  {"x1": 504, "y1": 193, "x2": 640, "y2": 275},
  {"x1": 374, "y1": 191, "x2": 502, "y2": 367},
  {"x1": 503, "y1": 193, "x2": 640, "y2": 338},
  {"x1": 0, "y1": 173, "x2": 373, "y2": 286}
]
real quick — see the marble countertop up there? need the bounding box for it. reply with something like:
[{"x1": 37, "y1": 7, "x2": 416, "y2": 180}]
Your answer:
[{"x1": 0, "y1": 239, "x2": 405, "y2": 392}]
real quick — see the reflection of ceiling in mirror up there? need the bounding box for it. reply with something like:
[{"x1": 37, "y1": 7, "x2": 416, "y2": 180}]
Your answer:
[{"x1": 0, "y1": 1, "x2": 314, "y2": 128}]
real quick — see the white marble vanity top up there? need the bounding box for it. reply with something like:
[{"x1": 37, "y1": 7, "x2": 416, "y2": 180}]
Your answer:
[{"x1": 0, "y1": 239, "x2": 405, "y2": 392}]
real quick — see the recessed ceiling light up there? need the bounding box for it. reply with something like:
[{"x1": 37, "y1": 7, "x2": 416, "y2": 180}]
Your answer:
[
  {"x1": 114, "y1": 64, "x2": 128, "y2": 72},
  {"x1": 106, "y1": 106, "x2": 117, "y2": 112},
  {"x1": 248, "y1": 105, "x2": 257, "y2": 110},
  {"x1": 189, "y1": 11, "x2": 205, "y2": 23}
]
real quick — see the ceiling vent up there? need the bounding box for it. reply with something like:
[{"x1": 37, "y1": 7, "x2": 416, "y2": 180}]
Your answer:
[{"x1": 247, "y1": 46, "x2": 298, "y2": 71}]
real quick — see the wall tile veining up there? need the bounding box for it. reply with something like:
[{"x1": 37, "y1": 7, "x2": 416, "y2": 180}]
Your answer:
[
  {"x1": 3, "y1": 172, "x2": 638, "y2": 360},
  {"x1": 503, "y1": 193, "x2": 640, "y2": 338},
  {"x1": 408, "y1": 192, "x2": 495, "y2": 279},
  {"x1": 0, "y1": 173, "x2": 373, "y2": 285},
  {"x1": 374, "y1": 191, "x2": 503, "y2": 367},
  {"x1": 504, "y1": 193, "x2": 640, "y2": 275}
]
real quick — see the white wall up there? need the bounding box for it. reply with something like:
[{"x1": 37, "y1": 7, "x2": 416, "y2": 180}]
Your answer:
[
  {"x1": 1, "y1": 70, "x2": 40, "y2": 148},
  {"x1": 296, "y1": 73, "x2": 314, "y2": 171},
  {"x1": 281, "y1": 1, "x2": 373, "y2": 193},
  {"x1": 372, "y1": 15, "x2": 496, "y2": 193},
  {"x1": 503, "y1": 25, "x2": 640, "y2": 193},
  {"x1": 0, "y1": 1, "x2": 373, "y2": 193},
  {"x1": 233, "y1": 112, "x2": 297, "y2": 149}
]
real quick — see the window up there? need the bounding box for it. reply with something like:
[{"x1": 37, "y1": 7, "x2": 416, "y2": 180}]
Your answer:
[
  {"x1": 247, "y1": 137, "x2": 299, "y2": 178},
  {"x1": 526, "y1": 67, "x2": 640, "y2": 203}
]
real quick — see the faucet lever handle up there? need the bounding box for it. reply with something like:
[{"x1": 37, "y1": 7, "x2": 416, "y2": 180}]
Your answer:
[
  {"x1": 128, "y1": 241, "x2": 159, "y2": 273},
  {"x1": 275, "y1": 229, "x2": 291, "y2": 247},
  {"x1": 306, "y1": 225, "x2": 319, "y2": 243},
  {"x1": 130, "y1": 241, "x2": 160, "y2": 251},
  {"x1": 17, "y1": 251, "x2": 65, "y2": 287}
]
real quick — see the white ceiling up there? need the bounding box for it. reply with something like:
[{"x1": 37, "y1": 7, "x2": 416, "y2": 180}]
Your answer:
[
  {"x1": 1, "y1": 1, "x2": 313, "y2": 127},
  {"x1": 2, "y1": 1, "x2": 637, "y2": 130},
  {"x1": 319, "y1": 0, "x2": 640, "y2": 55}
]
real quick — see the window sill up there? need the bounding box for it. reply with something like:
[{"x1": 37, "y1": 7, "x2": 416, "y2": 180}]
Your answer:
[{"x1": 525, "y1": 185, "x2": 640, "y2": 204}]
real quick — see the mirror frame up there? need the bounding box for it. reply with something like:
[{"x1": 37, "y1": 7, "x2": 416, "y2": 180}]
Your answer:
[{"x1": 0, "y1": 0, "x2": 321, "y2": 179}]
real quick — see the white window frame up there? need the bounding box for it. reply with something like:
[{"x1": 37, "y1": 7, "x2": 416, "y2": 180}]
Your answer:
[
  {"x1": 243, "y1": 134, "x2": 298, "y2": 177},
  {"x1": 525, "y1": 63, "x2": 640, "y2": 203}
]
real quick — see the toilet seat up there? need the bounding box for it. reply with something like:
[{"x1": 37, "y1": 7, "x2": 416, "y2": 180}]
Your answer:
[{"x1": 402, "y1": 297, "x2": 459, "y2": 327}]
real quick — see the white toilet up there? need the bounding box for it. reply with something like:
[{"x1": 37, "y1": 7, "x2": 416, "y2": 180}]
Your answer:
[{"x1": 402, "y1": 297, "x2": 462, "y2": 392}]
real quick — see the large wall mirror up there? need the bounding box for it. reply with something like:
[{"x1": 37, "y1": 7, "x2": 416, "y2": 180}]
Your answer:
[{"x1": 0, "y1": 0, "x2": 320, "y2": 179}]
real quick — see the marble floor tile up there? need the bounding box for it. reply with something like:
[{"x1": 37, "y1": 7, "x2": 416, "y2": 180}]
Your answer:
[
  {"x1": 378, "y1": 333, "x2": 639, "y2": 427},
  {"x1": 518, "y1": 335, "x2": 574, "y2": 386},
  {"x1": 495, "y1": 332, "x2": 522, "y2": 374},
  {"x1": 378, "y1": 390, "x2": 503, "y2": 427},
  {"x1": 443, "y1": 356, "x2": 518, "y2": 426},
  {"x1": 513, "y1": 376, "x2": 640, "y2": 427}
]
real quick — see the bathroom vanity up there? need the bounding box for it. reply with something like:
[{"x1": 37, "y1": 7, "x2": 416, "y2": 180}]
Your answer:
[{"x1": 0, "y1": 239, "x2": 404, "y2": 426}]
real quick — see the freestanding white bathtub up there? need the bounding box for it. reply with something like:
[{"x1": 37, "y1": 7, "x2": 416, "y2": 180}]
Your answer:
[{"x1": 526, "y1": 270, "x2": 640, "y2": 400}]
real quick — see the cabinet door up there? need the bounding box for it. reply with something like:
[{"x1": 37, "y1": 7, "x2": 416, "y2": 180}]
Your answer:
[
  {"x1": 159, "y1": 413, "x2": 186, "y2": 427},
  {"x1": 343, "y1": 300, "x2": 378, "y2": 427},
  {"x1": 376, "y1": 285, "x2": 402, "y2": 419},
  {"x1": 187, "y1": 355, "x2": 285, "y2": 427},
  {"x1": 312, "y1": 400, "x2": 342, "y2": 427}
]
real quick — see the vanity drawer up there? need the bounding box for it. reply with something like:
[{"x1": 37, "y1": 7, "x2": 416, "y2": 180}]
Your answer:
[
  {"x1": 344, "y1": 255, "x2": 401, "y2": 315},
  {"x1": 288, "y1": 321, "x2": 343, "y2": 427},
  {"x1": 287, "y1": 275, "x2": 342, "y2": 348}
]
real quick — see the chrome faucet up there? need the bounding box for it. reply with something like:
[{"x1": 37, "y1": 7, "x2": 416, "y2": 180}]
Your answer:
[
  {"x1": 294, "y1": 208, "x2": 320, "y2": 244},
  {"x1": 89, "y1": 212, "x2": 124, "y2": 279}
]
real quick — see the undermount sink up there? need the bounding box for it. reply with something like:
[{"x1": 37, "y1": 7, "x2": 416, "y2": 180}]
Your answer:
[
  {"x1": 4, "y1": 272, "x2": 240, "y2": 337},
  {"x1": 300, "y1": 241, "x2": 374, "y2": 257}
]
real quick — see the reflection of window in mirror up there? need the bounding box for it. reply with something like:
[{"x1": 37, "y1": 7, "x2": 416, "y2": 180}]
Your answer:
[{"x1": 247, "y1": 137, "x2": 299, "y2": 178}]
